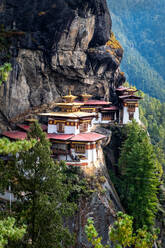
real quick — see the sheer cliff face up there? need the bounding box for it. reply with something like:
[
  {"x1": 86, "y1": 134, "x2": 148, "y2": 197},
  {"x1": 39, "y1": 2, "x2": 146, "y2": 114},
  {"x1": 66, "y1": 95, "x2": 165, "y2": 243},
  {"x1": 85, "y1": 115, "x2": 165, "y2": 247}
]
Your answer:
[{"x1": 0, "y1": 0, "x2": 125, "y2": 122}]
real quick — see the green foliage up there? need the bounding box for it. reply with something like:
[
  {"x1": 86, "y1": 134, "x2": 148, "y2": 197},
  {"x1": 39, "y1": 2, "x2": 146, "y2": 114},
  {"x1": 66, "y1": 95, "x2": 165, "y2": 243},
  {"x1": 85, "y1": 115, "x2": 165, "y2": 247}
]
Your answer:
[
  {"x1": 0, "y1": 122, "x2": 76, "y2": 248},
  {"x1": 138, "y1": 91, "x2": 165, "y2": 177},
  {"x1": 0, "y1": 138, "x2": 37, "y2": 155},
  {"x1": 85, "y1": 218, "x2": 108, "y2": 248},
  {"x1": 0, "y1": 217, "x2": 26, "y2": 248},
  {"x1": 109, "y1": 212, "x2": 133, "y2": 247},
  {"x1": 118, "y1": 121, "x2": 160, "y2": 229},
  {"x1": 134, "y1": 226, "x2": 158, "y2": 248},
  {"x1": 0, "y1": 63, "x2": 12, "y2": 86},
  {"x1": 139, "y1": 92, "x2": 165, "y2": 154},
  {"x1": 61, "y1": 164, "x2": 88, "y2": 202},
  {"x1": 85, "y1": 212, "x2": 158, "y2": 248}
]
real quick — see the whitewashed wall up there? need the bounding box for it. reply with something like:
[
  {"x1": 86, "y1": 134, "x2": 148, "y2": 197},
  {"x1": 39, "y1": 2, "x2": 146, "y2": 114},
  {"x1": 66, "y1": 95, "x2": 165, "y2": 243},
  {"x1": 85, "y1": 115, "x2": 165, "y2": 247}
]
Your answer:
[
  {"x1": 92, "y1": 113, "x2": 102, "y2": 124},
  {"x1": 71, "y1": 142, "x2": 97, "y2": 163},
  {"x1": 48, "y1": 124, "x2": 57, "y2": 133},
  {"x1": 123, "y1": 107, "x2": 140, "y2": 124},
  {"x1": 134, "y1": 107, "x2": 140, "y2": 123},
  {"x1": 65, "y1": 125, "x2": 79, "y2": 134}
]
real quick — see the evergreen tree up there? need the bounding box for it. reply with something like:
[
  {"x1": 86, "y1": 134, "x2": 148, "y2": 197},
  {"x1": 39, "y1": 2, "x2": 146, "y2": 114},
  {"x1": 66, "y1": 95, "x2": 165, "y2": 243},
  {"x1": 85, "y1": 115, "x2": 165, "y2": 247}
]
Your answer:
[
  {"x1": 0, "y1": 122, "x2": 75, "y2": 248},
  {"x1": 118, "y1": 121, "x2": 160, "y2": 229}
]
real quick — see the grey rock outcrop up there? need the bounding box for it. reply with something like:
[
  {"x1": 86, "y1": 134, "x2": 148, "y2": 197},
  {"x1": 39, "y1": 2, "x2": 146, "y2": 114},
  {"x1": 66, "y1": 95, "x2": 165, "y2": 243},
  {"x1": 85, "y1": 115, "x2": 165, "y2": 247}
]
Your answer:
[
  {"x1": 0, "y1": 0, "x2": 125, "y2": 126},
  {"x1": 70, "y1": 157, "x2": 123, "y2": 248}
]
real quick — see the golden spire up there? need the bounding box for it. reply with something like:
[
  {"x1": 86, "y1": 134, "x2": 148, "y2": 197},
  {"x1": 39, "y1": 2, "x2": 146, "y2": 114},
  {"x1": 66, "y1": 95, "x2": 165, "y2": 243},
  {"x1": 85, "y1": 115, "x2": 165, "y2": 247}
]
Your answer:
[
  {"x1": 127, "y1": 84, "x2": 137, "y2": 95},
  {"x1": 81, "y1": 92, "x2": 92, "y2": 102},
  {"x1": 63, "y1": 88, "x2": 77, "y2": 103}
]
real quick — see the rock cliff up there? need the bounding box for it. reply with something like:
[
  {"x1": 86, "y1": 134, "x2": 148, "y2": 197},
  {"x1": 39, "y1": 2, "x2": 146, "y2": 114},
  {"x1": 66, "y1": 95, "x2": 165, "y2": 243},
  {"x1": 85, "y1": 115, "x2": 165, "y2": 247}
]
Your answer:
[
  {"x1": 70, "y1": 144, "x2": 123, "y2": 248},
  {"x1": 0, "y1": 0, "x2": 125, "y2": 127}
]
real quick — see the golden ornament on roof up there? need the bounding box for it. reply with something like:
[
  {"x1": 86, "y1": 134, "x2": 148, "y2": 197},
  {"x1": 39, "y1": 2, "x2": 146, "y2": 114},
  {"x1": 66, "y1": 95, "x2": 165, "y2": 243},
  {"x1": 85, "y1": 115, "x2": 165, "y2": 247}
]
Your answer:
[
  {"x1": 126, "y1": 86, "x2": 137, "y2": 95},
  {"x1": 81, "y1": 92, "x2": 92, "y2": 102},
  {"x1": 63, "y1": 88, "x2": 77, "y2": 103},
  {"x1": 25, "y1": 118, "x2": 38, "y2": 123}
]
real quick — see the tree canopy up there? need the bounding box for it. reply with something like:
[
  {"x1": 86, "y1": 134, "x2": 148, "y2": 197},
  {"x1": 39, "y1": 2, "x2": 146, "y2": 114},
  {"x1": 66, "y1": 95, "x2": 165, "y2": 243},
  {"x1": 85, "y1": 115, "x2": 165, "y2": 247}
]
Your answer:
[
  {"x1": 0, "y1": 122, "x2": 76, "y2": 248},
  {"x1": 0, "y1": 138, "x2": 37, "y2": 155},
  {"x1": 118, "y1": 121, "x2": 161, "y2": 229}
]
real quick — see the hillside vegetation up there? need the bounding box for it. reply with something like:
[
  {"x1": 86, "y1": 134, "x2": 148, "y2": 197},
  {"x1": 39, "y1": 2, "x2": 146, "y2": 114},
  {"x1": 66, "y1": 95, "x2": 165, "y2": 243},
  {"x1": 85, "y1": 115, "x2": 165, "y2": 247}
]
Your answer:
[{"x1": 108, "y1": 0, "x2": 165, "y2": 101}]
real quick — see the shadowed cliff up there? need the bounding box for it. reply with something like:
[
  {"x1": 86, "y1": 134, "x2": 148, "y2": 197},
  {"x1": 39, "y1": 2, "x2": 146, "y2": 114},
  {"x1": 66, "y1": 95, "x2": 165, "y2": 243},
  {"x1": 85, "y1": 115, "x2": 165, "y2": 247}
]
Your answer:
[{"x1": 0, "y1": 0, "x2": 125, "y2": 126}]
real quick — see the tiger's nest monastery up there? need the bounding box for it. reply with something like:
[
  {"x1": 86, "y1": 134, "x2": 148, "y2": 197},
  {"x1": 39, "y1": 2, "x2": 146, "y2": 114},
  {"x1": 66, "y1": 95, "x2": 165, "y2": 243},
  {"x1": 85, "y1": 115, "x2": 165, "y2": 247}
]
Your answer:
[
  {"x1": 2, "y1": 86, "x2": 142, "y2": 168},
  {"x1": 0, "y1": 86, "x2": 142, "y2": 202}
]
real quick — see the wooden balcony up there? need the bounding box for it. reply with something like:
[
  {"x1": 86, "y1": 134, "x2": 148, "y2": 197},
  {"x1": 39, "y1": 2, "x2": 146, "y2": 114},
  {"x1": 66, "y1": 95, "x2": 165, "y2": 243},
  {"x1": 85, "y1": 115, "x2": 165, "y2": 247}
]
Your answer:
[{"x1": 52, "y1": 149, "x2": 68, "y2": 155}]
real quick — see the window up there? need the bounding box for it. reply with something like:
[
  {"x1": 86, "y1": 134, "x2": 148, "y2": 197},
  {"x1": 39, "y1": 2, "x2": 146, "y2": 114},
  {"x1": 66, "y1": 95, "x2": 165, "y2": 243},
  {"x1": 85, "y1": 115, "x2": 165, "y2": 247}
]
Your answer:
[
  {"x1": 128, "y1": 104, "x2": 135, "y2": 112},
  {"x1": 57, "y1": 123, "x2": 64, "y2": 133},
  {"x1": 81, "y1": 108, "x2": 94, "y2": 113},
  {"x1": 75, "y1": 144, "x2": 85, "y2": 153},
  {"x1": 129, "y1": 112, "x2": 134, "y2": 120},
  {"x1": 102, "y1": 113, "x2": 115, "y2": 121},
  {"x1": 110, "y1": 113, "x2": 115, "y2": 120}
]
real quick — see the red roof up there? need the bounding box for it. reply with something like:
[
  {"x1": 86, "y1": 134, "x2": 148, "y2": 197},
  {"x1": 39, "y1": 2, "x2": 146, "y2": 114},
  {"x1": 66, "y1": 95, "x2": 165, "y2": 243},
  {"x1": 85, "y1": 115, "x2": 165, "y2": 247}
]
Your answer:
[
  {"x1": 84, "y1": 100, "x2": 110, "y2": 105},
  {"x1": 2, "y1": 132, "x2": 105, "y2": 143},
  {"x1": 2, "y1": 131, "x2": 27, "y2": 140},
  {"x1": 69, "y1": 132, "x2": 106, "y2": 142},
  {"x1": 46, "y1": 134, "x2": 74, "y2": 141},
  {"x1": 76, "y1": 100, "x2": 110, "y2": 106},
  {"x1": 102, "y1": 106, "x2": 118, "y2": 111},
  {"x1": 17, "y1": 124, "x2": 47, "y2": 132}
]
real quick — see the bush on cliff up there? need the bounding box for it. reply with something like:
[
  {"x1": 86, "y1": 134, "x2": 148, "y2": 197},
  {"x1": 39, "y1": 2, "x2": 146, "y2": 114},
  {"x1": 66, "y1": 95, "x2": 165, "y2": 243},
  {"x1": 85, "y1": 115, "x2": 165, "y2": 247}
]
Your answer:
[{"x1": 85, "y1": 212, "x2": 159, "y2": 248}]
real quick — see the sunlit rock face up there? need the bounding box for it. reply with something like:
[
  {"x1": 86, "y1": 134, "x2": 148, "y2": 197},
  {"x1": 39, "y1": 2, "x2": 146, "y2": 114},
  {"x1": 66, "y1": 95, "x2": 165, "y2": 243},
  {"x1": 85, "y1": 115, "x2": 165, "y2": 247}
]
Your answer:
[{"x1": 0, "y1": 0, "x2": 125, "y2": 122}]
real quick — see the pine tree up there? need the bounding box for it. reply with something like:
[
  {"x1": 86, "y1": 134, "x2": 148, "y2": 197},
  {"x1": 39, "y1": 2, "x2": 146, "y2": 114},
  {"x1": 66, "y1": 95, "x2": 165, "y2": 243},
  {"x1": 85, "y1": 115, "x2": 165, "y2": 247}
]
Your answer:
[
  {"x1": 118, "y1": 121, "x2": 161, "y2": 229},
  {"x1": 1, "y1": 122, "x2": 75, "y2": 248}
]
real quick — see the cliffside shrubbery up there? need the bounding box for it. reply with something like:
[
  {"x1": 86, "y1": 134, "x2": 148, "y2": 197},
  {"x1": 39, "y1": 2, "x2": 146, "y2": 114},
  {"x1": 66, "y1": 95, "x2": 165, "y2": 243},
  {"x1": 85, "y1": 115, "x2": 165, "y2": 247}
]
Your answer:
[{"x1": 85, "y1": 212, "x2": 159, "y2": 248}]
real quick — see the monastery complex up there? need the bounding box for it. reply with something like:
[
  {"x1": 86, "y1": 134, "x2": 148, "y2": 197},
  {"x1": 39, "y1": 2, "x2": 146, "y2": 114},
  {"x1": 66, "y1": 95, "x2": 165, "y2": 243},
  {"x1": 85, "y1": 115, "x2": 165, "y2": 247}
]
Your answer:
[{"x1": 2, "y1": 86, "x2": 141, "y2": 168}]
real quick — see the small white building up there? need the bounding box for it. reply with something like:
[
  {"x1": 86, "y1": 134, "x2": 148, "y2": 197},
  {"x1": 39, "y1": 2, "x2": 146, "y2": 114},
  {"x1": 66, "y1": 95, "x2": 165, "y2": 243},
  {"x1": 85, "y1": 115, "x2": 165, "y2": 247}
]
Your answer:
[{"x1": 116, "y1": 87, "x2": 142, "y2": 124}]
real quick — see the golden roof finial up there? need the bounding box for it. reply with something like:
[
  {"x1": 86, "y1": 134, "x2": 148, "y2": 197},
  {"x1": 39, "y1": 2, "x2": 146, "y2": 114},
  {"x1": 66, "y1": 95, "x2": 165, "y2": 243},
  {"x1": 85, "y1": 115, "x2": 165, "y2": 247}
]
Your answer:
[
  {"x1": 63, "y1": 87, "x2": 77, "y2": 103},
  {"x1": 69, "y1": 87, "x2": 72, "y2": 96},
  {"x1": 126, "y1": 83, "x2": 137, "y2": 95},
  {"x1": 81, "y1": 91, "x2": 92, "y2": 102}
]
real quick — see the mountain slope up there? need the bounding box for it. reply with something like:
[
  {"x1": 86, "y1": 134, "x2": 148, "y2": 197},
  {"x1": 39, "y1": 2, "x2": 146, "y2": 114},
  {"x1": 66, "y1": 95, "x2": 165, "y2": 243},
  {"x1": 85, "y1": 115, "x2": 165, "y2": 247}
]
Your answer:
[{"x1": 108, "y1": 0, "x2": 165, "y2": 101}]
